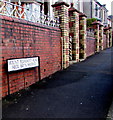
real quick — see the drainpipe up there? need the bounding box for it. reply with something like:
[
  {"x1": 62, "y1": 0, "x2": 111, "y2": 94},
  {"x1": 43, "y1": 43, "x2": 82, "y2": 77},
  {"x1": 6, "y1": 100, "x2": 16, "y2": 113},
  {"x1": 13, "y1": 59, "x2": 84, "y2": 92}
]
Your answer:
[{"x1": 91, "y1": 0, "x2": 92, "y2": 18}]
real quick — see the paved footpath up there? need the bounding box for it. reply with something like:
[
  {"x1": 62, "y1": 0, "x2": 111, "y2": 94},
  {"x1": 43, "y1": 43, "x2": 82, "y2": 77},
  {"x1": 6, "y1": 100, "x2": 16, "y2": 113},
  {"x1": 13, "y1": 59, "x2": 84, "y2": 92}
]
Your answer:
[{"x1": 2, "y1": 48, "x2": 113, "y2": 119}]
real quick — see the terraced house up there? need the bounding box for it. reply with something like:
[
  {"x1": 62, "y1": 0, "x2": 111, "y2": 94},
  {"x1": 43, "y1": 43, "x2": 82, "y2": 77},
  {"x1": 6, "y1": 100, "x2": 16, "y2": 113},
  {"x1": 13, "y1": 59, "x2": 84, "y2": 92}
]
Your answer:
[
  {"x1": 83, "y1": 0, "x2": 109, "y2": 27},
  {"x1": 0, "y1": 0, "x2": 112, "y2": 98}
]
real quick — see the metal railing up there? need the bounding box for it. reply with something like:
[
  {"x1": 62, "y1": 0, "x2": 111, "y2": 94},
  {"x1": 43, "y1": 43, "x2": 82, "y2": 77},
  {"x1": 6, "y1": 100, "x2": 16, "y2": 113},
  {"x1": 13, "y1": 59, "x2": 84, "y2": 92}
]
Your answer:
[{"x1": 0, "y1": 0, "x2": 59, "y2": 27}]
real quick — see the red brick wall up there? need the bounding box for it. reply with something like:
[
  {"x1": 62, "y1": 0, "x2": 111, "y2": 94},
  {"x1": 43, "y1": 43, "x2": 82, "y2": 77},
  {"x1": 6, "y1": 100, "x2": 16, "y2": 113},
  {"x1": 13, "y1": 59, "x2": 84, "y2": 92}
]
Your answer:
[
  {"x1": 1, "y1": 15, "x2": 61, "y2": 97},
  {"x1": 103, "y1": 34, "x2": 107, "y2": 49},
  {"x1": 86, "y1": 37, "x2": 96, "y2": 57}
]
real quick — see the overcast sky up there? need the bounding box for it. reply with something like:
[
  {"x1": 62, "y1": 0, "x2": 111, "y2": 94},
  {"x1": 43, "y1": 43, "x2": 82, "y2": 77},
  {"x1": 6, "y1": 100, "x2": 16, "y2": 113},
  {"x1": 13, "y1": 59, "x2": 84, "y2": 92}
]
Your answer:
[{"x1": 98, "y1": 0, "x2": 113, "y2": 15}]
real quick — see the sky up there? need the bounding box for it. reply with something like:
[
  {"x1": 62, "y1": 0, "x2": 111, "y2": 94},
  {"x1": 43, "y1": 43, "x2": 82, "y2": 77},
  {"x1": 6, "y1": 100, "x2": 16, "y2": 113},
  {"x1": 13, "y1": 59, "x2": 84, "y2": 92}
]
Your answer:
[{"x1": 98, "y1": 0, "x2": 113, "y2": 15}]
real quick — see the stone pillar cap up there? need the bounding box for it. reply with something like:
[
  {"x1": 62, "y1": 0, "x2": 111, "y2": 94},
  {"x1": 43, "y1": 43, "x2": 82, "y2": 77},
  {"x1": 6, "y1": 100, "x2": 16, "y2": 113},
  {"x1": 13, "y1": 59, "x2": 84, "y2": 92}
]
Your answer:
[
  {"x1": 79, "y1": 12, "x2": 87, "y2": 17},
  {"x1": 68, "y1": 3, "x2": 80, "y2": 13},
  {"x1": 104, "y1": 26, "x2": 112, "y2": 30},
  {"x1": 68, "y1": 3, "x2": 87, "y2": 17},
  {"x1": 52, "y1": 0, "x2": 69, "y2": 7},
  {"x1": 92, "y1": 20, "x2": 102, "y2": 26}
]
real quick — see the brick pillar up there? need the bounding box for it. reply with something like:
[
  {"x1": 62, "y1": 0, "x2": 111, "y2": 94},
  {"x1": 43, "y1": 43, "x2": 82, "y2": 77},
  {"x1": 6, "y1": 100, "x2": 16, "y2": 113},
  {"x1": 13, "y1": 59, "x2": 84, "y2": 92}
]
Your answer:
[
  {"x1": 99, "y1": 25, "x2": 104, "y2": 50},
  {"x1": 52, "y1": 1, "x2": 69, "y2": 69},
  {"x1": 68, "y1": 3, "x2": 79, "y2": 62},
  {"x1": 79, "y1": 13, "x2": 87, "y2": 60},
  {"x1": 92, "y1": 21, "x2": 100, "y2": 52}
]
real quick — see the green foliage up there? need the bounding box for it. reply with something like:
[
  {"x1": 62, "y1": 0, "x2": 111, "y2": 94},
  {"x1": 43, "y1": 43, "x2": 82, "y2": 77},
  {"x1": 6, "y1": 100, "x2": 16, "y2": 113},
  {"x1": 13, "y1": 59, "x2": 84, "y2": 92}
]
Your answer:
[{"x1": 87, "y1": 18, "x2": 97, "y2": 28}]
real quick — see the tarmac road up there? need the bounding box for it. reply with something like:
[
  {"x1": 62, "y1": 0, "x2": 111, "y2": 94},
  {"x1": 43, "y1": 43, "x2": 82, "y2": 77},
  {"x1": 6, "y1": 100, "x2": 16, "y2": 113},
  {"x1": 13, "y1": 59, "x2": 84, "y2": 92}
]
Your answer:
[{"x1": 2, "y1": 47, "x2": 113, "y2": 119}]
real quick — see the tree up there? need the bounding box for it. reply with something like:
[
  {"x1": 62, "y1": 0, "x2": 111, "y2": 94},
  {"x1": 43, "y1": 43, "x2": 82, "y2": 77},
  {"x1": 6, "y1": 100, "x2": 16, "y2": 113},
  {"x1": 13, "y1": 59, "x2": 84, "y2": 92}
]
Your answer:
[{"x1": 87, "y1": 18, "x2": 97, "y2": 28}]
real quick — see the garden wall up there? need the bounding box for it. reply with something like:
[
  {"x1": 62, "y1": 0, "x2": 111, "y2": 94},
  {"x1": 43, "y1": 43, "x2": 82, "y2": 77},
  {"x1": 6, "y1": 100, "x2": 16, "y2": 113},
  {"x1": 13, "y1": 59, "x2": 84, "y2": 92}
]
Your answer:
[
  {"x1": 103, "y1": 34, "x2": 107, "y2": 49},
  {"x1": 1, "y1": 15, "x2": 61, "y2": 97},
  {"x1": 86, "y1": 36, "x2": 96, "y2": 57}
]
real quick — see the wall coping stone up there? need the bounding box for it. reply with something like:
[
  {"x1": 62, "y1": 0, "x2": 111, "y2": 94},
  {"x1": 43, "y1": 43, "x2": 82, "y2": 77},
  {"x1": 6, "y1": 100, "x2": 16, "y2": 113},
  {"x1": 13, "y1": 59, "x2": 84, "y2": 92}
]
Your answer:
[
  {"x1": 104, "y1": 27, "x2": 111, "y2": 30},
  {"x1": 0, "y1": 15, "x2": 60, "y2": 31}
]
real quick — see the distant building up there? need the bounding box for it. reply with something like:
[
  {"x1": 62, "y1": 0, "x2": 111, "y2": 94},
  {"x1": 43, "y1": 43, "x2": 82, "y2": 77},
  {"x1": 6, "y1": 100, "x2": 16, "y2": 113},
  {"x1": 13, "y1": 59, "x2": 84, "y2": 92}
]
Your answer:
[
  {"x1": 108, "y1": 15, "x2": 113, "y2": 29},
  {"x1": 2, "y1": 0, "x2": 84, "y2": 19},
  {"x1": 70, "y1": 0, "x2": 84, "y2": 13},
  {"x1": 2, "y1": 0, "x2": 110, "y2": 27},
  {"x1": 49, "y1": 0, "x2": 84, "y2": 17},
  {"x1": 1, "y1": 0, "x2": 43, "y2": 20},
  {"x1": 83, "y1": 0, "x2": 108, "y2": 26}
]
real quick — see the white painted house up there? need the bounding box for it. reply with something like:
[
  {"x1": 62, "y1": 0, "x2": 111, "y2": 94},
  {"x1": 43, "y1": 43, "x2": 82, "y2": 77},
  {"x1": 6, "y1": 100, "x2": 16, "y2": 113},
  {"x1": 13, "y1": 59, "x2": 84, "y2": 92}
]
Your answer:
[{"x1": 83, "y1": 0, "x2": 108, "y2": 26}]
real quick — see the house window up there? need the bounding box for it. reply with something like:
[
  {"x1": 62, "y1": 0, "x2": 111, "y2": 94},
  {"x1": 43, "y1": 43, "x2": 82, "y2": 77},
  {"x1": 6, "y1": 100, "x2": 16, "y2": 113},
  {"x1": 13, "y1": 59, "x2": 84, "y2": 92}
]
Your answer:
[
  {"x1": 25, "y1": 3, "x2": 32, "y2": 19},
  {"x1": 74, "y1": 0, "x2": 79, "y2": 10},
  {"x1": 4, "y1": 2, "x2": 13, "y2": 16},
  {"x1": 44, "y1": 2, "x2": 48, "y2": 15},
  {"x1": 95, "y1": 4, "x2": 98, "y2": 17},
  {"x1": 25, "y1": 3, "x2": 41, "y2": 22},
  {"x1": 99, "y1": 10, "x2": 101, "y2": 18},
  {"x1": 104, "y1": 11, "x2": 106, "y2": 22}
]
